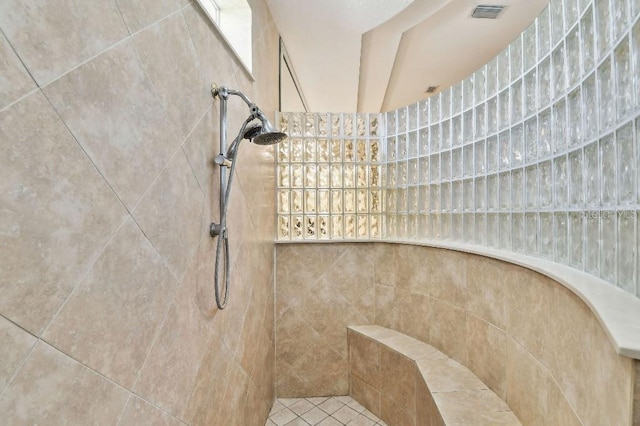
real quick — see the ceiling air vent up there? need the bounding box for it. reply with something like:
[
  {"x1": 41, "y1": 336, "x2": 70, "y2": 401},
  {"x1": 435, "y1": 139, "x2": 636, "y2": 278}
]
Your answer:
[
  {"x1": 471, "y1": 5, "x2": 506, "y2": 19},
  {"x1": 425, "y1": 85, "x2": 439, "y2": 94}
]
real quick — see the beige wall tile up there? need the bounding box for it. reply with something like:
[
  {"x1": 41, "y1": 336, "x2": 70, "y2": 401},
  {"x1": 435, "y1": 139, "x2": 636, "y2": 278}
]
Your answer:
[
  {"x1": 399, "y1": 292, "x2": 430, "y2": 343},
  {"x1": 350, "y1": 374, "x2": 381, "y2": 418},
  {"x1": 466, "y1": 313, "x2": 507, "y2": 399},
  {"x1": 380, "y1": 345, "x2": 415, "y2": 412},
  {"x1": 370, "y1": 243, "x2": 396, "y2": 287},
  {"x1": 416, "y1": 356, "x2": 487, "y2": 393},
  {"x1": 634, "y1": 361, "x2": 640, "y2": 426},
  {"x1": 275, "y1": 367, "x2": 312, "y2": 398},
  {"x1": 132, "y1": 151, "x2": 205, "y2": 281},
  {"x1": 349, "y1": 332, "x2": 381, "y2": 388},
  {"x1": 546, "y1": 376, "x2": 581, "y2": 426},
  {"x1": 0, "y1": 342, "x2": 129, "y2": 424},
  {"x1": 380, "y1": 394, "x2": 415, "y2": 426},
  {"x1": 429, "y1": 298, "x2": 467, "y2": 365},
  {"x1": 44, "y1": 41, "x2": 180, "y2": 210},
  {"x1": 116, "y1": 0, "x2": 183, "y2": 34},
  {"x1": 244, "y1": 380, "x2": 272, "y2": 426},
  {"x1": 415, "y1": 376, "x2": 445, "y2": 426},
  {"x1": 506, "y1": 338, "x2": 548, "y2": 425},
  {"x1": 432, "y1": 390, "x2": 515, "y2": 425},
  {"x1": 0, "y1": 31, "x2": 36, "y2": 109},
  {"x1": 182, "y1": 105, "x2": 219, "y2": 199},
  {"x1": 133, "y1": 11, "x2": 210, "y2": 140},
  {"x1": 276, "y1": 308, "x2": 322, "y2": 367},
  {"x1": 120, "y1": 396, "x2": 184, "y2": 426},
  {"x1": 424, "y1": 248, "x2": 467, "y2": 307},
  {"x1": 0, "y1": 92, "x2": 127, "y2": 334},
  {"x1": 44, "y1": 217, "x2": 177, "y2": 389},
  {"x1": 292, "y1": 340, "x2": 348, "y2": 396},
  {"x1": 0, "y1": 317, "x2": 36, "y2": 391},
  {"x1": 215, "y1": 360, "x2": 250, "y2": 426},
  {"x1": 375, "y1": 284, "x2": 401, "y2": 330},
  {"x1": 324, "y1": 248, "x2": 375, "y2": 305},
  {"x1": 465, "y1": 254, "x2": 507, "y2": 330},
  {"x1": 0, "y1": 0, "x2": 128, "y2": 85}
]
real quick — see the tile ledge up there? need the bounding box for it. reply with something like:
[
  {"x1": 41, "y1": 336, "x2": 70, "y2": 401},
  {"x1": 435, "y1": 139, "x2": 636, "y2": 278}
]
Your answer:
[{"x1": 292, "y1": 239, "x2": 640, "y2": 359}]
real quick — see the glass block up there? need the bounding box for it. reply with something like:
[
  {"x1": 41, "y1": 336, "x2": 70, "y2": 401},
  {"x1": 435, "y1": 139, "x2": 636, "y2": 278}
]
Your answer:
[
  {"x1": 538, "y1": 6, "x2": 551, "y2": 57},
  {"x1": 330, "y1": 114, "x2": 341, "y2": 137},
  {"x1": 463, "y1": 145, "x2": 474, "y2": 177},
  {"x1": 317, "y1": 114, "x2": 328, "y2": 137},
  {"x1": 278, "y1": 190, "x2": 290, "y2": 214},
  {"x1": 512, "y1": 213, "x2": 525, "y2": 253},
  {"x1": 398, "y1": 107, "x2": 407, "y2": 134},
  {"x1": 371, "y1": 215, "x2": 381, "y2": 238},
  {"x1": 357, "y1": 189, "x2": 368, "y2": 213},
  {"x1": 476, "y1": 103, "x2": 486, "y2": 138},
  {"x1": 541, "y1": 109, "x2": 553, "y2": 158},
  {"x1": 398, "y1": 188, "x2": 408, "y2": 212},
  {"x1": 498, "y1": 48, "x2": 510, "y2": 91},
  {"x1": 419, "y1": 100, "x2": 429, "y2": 128},
  {"x1": 499, "y1": 132, "x2": 510, "y2": 170},
  {"x1": 386, "y1": 214, "x2": 397, "y2": 238},
  {"x1": 357, "y1": 215, "x2": 369, "y2": 238},
  {"x1": 499, "y1": 172, "x2": 511, "y2": 210},
  {"x1": 525, "y1": 118, "x2": 538, "y2": 162},
  {"x1": 344, "y1": 164, "x2": 355, "y2": 187},
  {"x1": 554, "y1": 155, "x2": 568, "y2": 207},
  {"x1": 569, "y1": 211, "x2": 585, "y2": 268},
  {"x1": 408, "y1": 103, "x2": 418, "y2": 130},
  {"x1": 409, "y1": 131, "x2": 419, "y2": 158},
  {"x1": 512, "y1": 79, "x2": 524, "y2": 122},
  {"x1": 304, "y1": 164, "x2": 317, "y2": 187},
  {"x1": 410, "y1": 214, "x2": 421, "y2": 239},
  {"x1": 512, "y1": 168, "x2": 524, "y2": 209},
  {"x1": 463, "y1": 213, "x2": 475, "y2": 243},
  {"x1": 476, "y1": 176, "x2": 487, "y2": 210},
  {"x1": 585, "y1": 211, "x2": 600, "y2": 273},
  {"x1": 291, "y1": 113, "x2": 303, "y2": 136},
  {"x1": 328, "y1": 215, "x2": 342, "y2": 239},
  {"x1": 344, "y1": 114, "x2": 354, "y2": 137},
  {"x1": 475, "y1": 140, "x2": 486, "y2": 174},
  {"x1": 430, "y1": 213, "x2": 441, "y2": 239},
  {"x1": 357, "y1": 165, "x2": 368, "y2": 188},
  {"x1": 398, "y1": 215, "x2": 408, "y2": 238},
  {"x1": 431, "y1": 154, "x2": 441, "y2": 183},
  {"x1": 398, "y1": 134, "x2": 408, "y2": 160},
  {"x1": 550, "y1": 0, "x2": 564, "y2": 45},
  {"x1": 487, "y1": 136, "x2": 499, "y2": 172},
  {"x1": 452, "y1": 181, "x2": 463, "y2": 212},
  {"x1": 318, "y1": 189, "x2": 329, "y2": 213},
  {"x1": 452, "y1": 85, "x2": 462, "y2": 116},
  {"x1": 409, "y1": 187, "x2": 419, "y2": 212},
  {"x1": 419, "y1": 129, "x2": 429, "y2": 156},
  {"x1": 582, "y1": 73, "x2": 598, "y2": 138},
  {"x1": 441, "y1": 150, "x2": 452, "y2": 181},
  {"x1": 612, "y1": 0, "x2": 629, "y2": 40},
  {"x1": 406, "y1": 160, "x2": 417, "y2": 186},
  {"x1": 584, "y1": 141, "x2": 600, "y2": 206},
  {"x1": 525, "y1": 70, "x2": 537, "y2": 116},
  {"x1": 498, "y1": 91, "x2": 510, "y2": 130},
  {"x1": 356, "y1": 114, "x2": 367, "y2": 137},
  {"x1": 566, "y1": 28, "x2": 582, "y2": 88},
  {"x1": 344, "y1": 190, "x2": 356, "y2": 213},
  {"x1": 331, "y1": 189, "x2": 342, "y2": 213},
  {"x1": 345, "y1": 215, "x2": 356, "y2": 238},
  {"x1": 450, "y1": 213, "x2": 462, "y2": 241},
  {"x1": 442, "y1": 120, "x2": 452, "y2": 149},
  {"x1": 430, "y1": 95, "x2": 441, "y2": 123},
  {"x1": 452, "y1": 148, "x2": 463, "y2": 179},
  {"x1": 439, "y1": 213, "x2": 450, "y2": 240},
  {"x1": 487, "y1": 213, "x2": 499, "y2": 248},
  {"x1": 344, "y1": 140, "x2": 355, "y2": 162},
  {"x1": 525, "y1": 212, "x2": 539, "y2": 256},
  {"x1": 430, "y1": 184, "x2": 441, "y2": 211},
  {"x1": 369, "y1": 114, "x2": 380, "y2": 137},
  {"x1": 452, "y1": 115, "x2": 463, "y2": 146},
  {"x1": 475, "y1": 213, "x2": 487, "y2": 245},
  {"x1": 511, "y1": 36, "x2": 523, "y2": 80},
  {"x1": 565, "y1": 0, "x2": 579, "y2": 27},
  {"x1": 525, "y1": 165, "x2": 539, "y2": 208},
  {"x1": 582, "y1": 9, "x2": 596, "y2": 72},
  {"x1": 601, "y1": 211, "x2": 617, "y2": 281},
  {"x1": 318, "y1": 164, "x2": 330, "y2": 187},
  {"x1": 600, "y1": 133, "x2": 616, "y2": 206},
  {"x1": 441, "y1": 182, "x2": 452, "y2": 211},
  {"x1": 304, "y1": 215, "x2": 317, "y2": 239},
  {"x1": 419, "y1": 185, "x2": 429, "y2": 212},
  {"x1": 634, "y1": 22, "x2": 640, "y2": 107},
  {"x1": 487, "y1": 174, "x2": 499, "y2": 210},
  {"x1": 304, "y1": 113, "x2": 316, "y2": 137},
  {"x1": 552, "y1": 44, "x2": 566, "y2": 98},
  {"x1": 420, "y1": 157, "x2": 430, "y2": 184},
  {"x1": 399, "y1": 162, "x2": 408, "y2": 186},
  {"x1": 371, "y1": 190, "x2": 382, "y2": 213},
  {"x1": 464, "y1": 77, "x2": 474, "y2": 111},
  {"x1": 615, "y1": 37, "x2": 634, "y2": 121},
  {"x1": 355, "y1": 140, "x2": 367, "y2": 163},
  {"x1": 600, "y1": 60, "x2": 617, "y2": 132},
  {"x1": 569, "y1": 150, "x2": 584, "y2": 206},
  {"x1": 539, "y1": 160, "x2": 553, "y2": 208},
  {"x1": 386, "y1": 111, "x2": 396, "y2": 136},
  {"x1": 540, "y1": 213, "x2": 554, "y2": 259},
  {"x1": 512, "y1": 125, "x2": 524, "y2": 166},
  {"x1": 292, "y1": 215, "x2": 303, "y2": 240},
  {"x1": 617, "y1": 123, "x2": 635, "y2": 204},
  {"x1": 279, "y1": 112, "x2": 289, "y2": 133},
  {"x1": 430, "y1": 124, "x2": 441, "y2": 153},
  {"x1": 555, "y1": 212, "x2": 568, "y2": 264},
  {"x1": 291, "y1": 138, "x2": 303, "y2": 162},
  {"x1": 278, "y1": 138, "x2": 290, "y2": 162},
  {"x1": 463, "y1": 179, "x2": 475, "y2": 211},
  {"x1": 291, "y1": 164, "x2": 303, "y2": 187},
  {"x1": 524, "y1": 24, "x2": 537, "y2": 72},
  {"x1": 487, "y1": 97, "x2": 498, "y2": 134},
  {"x1": 474, "y1": 67, "x2": 486, "y2": 104},
  {"x1": 487, "y1": 58, "x2": 498, "y2": 97},
  {"x1": 291, "y1": 190, "x2": 303, "y2": 213},
  {"x1": 278, "y1": 164, "x2": 290, "y2": 187},
  {"x1": 316, "y1": 139, "x2": 329, "y2": 162},
  {"x1": 538, "y1": 58, "x2": 552, "y2": 109},
  {"x1": 318, "y1": 215, "x2": 329, "y2": 239},
  {"x1": 278, "y1": 215, "x2": 290, "y2": 240},
  {"x1": 618, "y1": 211, "x2": 636, "y2": 293},
  {"x1": 552, "y1": 99, "x2": 567, "y2": 153}
]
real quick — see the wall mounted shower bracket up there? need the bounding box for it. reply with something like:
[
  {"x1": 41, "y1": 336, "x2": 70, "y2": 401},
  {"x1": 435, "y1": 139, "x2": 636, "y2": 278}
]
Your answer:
[{"x1": 209, "y1": 83, "x2": 287, "y2": 309}]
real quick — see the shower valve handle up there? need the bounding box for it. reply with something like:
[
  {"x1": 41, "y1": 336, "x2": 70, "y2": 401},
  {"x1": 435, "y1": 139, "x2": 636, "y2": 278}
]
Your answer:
[
  {"x1": 210, "y1": 222, "x2": 225, "y2": 237},
  {"x1": 213, "y1": 154, "x2": 232, "y2": 168}
]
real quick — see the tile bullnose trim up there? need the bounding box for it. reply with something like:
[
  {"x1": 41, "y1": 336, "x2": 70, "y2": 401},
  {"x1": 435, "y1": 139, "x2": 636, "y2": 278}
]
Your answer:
[{"x1": 279, "y1": 239, "x2": 640, "y2": 360}]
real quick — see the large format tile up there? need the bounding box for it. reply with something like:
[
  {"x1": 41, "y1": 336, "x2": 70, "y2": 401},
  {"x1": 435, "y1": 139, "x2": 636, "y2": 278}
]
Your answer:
[
  {"x1": 44, "y1": 40, "x2": 179, "y2": 210},
  {"x1": 432, "y1": 390, "x2": 518, "y2": 425},
  {"x1": 428, "y1": 298, "x2": 467, "y2": 365},
  {"x1": 0, "y1": 0, "x2": 128, "y2": 85},
  {"x1": 0, "y1": 342, "x2": 129, "y2": 424},
  {"x1": 0, "y1": 317, "x2": 36, "y2": 391},
  {"x1": 133, "y1": 11, "x2": 210, "y2": 141},
  {"x1": 466, "y1": 313, "x2": 507, "y2": 399},
  {"x1": 350, "y1": 374, "x2": 381, "y2": 417},
  {"x1": 44, "y1": 217, "x2": 177, "y2": 389},
  {"x1": 0, "y1": 92, "x2": 127, "y2": 334},
  {"x1": 120, "y1": 395, "x2": 184, "y2": 426},
  {"x1": 506, "y1": 339, "x2": 548, "y2": 425},
  {"x1": 116, "y1": 0, "x2": 183, "y2": 34},
  {"x1": 465, "y1": 254, "x2": 507, "y2": 330},
  {"x1": 133, "y1": 150, "x2": 205, "y2": 281},
  {"x1": 349, "y1": 332, "x2": 381, "y2": 388},
  {"x1": 215, "y1": 360, "x2": 250, "y2": 426},
  {"x1": 546, "y1": 376, "x2": 581, "y2": 426},
  {"x1": 380, "y1": 345, "x2": 415, "y2": 412},
  {"x1": 0, "y1": 31, "x2": 36, "y2": 110}
]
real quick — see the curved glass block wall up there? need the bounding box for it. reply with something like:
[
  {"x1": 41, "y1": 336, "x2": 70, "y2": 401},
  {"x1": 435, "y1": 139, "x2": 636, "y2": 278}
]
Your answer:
[{"x1": 276, "y1": 0, "x2": 640, "y2": 299}]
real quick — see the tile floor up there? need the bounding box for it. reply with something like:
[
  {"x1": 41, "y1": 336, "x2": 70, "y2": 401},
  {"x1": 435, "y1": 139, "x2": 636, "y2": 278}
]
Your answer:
[{"x1": 265, "y1": 396, "x2": 388, "y2": 426}]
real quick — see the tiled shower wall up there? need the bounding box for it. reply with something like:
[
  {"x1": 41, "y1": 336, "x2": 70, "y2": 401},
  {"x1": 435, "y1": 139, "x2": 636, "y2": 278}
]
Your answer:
[
  {"x1": 276, "y1": 0, "x2": 640, "y2": 299},
  {"x1": 0, "y1": 0, "x2": 279, "y2": 424}
]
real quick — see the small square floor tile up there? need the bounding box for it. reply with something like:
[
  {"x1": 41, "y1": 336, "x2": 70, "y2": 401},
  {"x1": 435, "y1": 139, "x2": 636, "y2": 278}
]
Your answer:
[
  {"x1": 332, "y1": 405, "x2": 359, "y2": 424},
  {"x1": 347, "y1": 399, "x2": 365, "y2": 413},
  {"x1": 361, "y1": 409, "x2": 380, "y2": 422},
  {"x1": 285, "y1": 418, "x2": 310, "y2": 426},
  {"x1": 279, "y1": 398, "x2": 300, "y2": 407},
  {"x1": 347, "y1": 414, "x2": 376, "y2": 426},
  {"x1": 318, "y1": 397, "x2": 345, "y2": 415},
  {"x1": 270, "y1": 401, "x2": 287, "y2": 416},
  {"x1": 271, "y1": 407, "x2": 298, "y2": 426},
  {"x1": 306, "y1": 397, "x2": 329, "y2": 406},
  {"x1": 301, "y1": 407, "x2": 329, "y2": 425},
  {"x1": 317, "y1": 417, "x2": 343, "y2": 426},
  {"x1": 334, "y1": 396, "x2": 354, "y2": 404},
  {"x1": 290, "y1": 399, "x2": 314, "y2": 416}
]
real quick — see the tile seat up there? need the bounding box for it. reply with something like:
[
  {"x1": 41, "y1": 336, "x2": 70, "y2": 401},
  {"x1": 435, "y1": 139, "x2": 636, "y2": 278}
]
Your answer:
[{"x1": 348, "y1": 325, "x2": 521, "y2": 425}]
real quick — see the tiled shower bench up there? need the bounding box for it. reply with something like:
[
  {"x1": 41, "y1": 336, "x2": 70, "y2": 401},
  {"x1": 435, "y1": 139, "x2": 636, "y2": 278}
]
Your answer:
[{"x1": 348, "y1": 325, "x2": 522, "y2": 425}]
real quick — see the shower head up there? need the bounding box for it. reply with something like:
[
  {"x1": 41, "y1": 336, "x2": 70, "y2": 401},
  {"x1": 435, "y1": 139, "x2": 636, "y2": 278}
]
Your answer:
[
  {"x1": 254, "y1": 131, "x2": 288, "y2": 145},
  {"x1": 245, "y1": 106, "x2": 288, "y2": 145}
]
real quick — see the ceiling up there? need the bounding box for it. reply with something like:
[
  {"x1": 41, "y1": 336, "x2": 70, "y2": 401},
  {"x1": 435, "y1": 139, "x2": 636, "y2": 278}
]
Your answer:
[{"x1": 266, "y1": 0, "x2": 549, "y2": 113}]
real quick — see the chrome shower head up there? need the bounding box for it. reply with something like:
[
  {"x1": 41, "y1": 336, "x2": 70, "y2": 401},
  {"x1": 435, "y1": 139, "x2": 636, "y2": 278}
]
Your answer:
[{"x1": 254, "y1": 131, "x2": 288, "y2": 145}]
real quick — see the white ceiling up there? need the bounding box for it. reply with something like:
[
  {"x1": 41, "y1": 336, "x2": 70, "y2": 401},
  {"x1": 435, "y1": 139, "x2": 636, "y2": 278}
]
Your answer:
[{"x1": 267, "y1": 0, "x2": 549, "y2": 113}]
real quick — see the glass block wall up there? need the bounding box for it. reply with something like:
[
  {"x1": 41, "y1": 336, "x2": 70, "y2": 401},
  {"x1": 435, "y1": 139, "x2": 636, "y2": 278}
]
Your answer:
[{"x1": 276, "y1": 0, "x2": 640, "y2": 298}]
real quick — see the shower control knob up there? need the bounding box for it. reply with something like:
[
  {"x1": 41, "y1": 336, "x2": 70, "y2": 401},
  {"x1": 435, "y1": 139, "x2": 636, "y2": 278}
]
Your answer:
[{"x1": 210, "y1": 222, "x2": 223, "y2": 237}]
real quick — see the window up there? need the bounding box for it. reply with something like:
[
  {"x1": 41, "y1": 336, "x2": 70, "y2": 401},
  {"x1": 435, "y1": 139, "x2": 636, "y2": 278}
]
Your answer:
[{"x1": 196, "y1": 0, "x2": 252, "y2": 73}]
